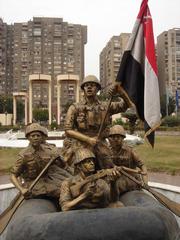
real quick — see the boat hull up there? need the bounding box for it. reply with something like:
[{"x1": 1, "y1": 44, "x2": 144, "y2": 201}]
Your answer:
[{"x1": 6, "y1": 190, "x2": 179, "y2": 240}]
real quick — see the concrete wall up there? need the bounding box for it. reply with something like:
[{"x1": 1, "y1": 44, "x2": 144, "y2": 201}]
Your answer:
[{"x1": 0, "y1": 114, "x2": 13, "y2": 126}]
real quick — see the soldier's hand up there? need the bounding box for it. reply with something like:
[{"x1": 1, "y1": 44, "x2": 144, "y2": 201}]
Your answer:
[
  {"x1": 88, "y1": 136, "x2": 98, "y2": 147},
  {"x1": 84, "y1": 183, "x2": 95, "y2": 197},
  {"x1": 108, "y1": 83, "x2": 118, "y2": 97},
  {"x1": 21, "y1": 188, "x2": 32, "y2": 199},
  {"x1": 142, "y1": 174, "x2": 148, "y2": 184},
  {"x1": 108, "y1": 83, "x2": 126, "y2": 97},
  {"x1": 107, "y1": 167, "x2": 121, "y2": 180}
]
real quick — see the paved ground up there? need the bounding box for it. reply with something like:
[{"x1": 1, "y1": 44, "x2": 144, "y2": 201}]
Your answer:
[
  {"x1": 0, "y1": 172, "x2": 180, "y2": 187},
  {"x1": 148, "y1": 172, "x2": 180, "y2": 186},
  {"x1": 0, "y1": 174, "x2": 10, "y2": 185},
  {"x1": 136, "y1": 130, "x2": 180, "y2": 136}
]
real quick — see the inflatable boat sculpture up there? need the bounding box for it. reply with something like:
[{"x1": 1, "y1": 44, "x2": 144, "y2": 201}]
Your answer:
[{"x1": 0, "y1": 145, "x2": 180, "y2": 240}]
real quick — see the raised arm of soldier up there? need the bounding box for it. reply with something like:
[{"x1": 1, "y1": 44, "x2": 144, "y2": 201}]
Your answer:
[
  {"x1": 65, "y1": 75, "x2": 132, "y2": 149},
  {"x1": 108, "y1": 82, "x2": 133, "y2": 109}
]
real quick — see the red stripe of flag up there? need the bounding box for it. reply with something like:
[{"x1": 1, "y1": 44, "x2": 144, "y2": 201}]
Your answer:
[
  {"x1": 116, "y1": 0, "x2": 161, "y2": 147},
  {"x1": 143, "y1": 7, "x2": 158, "y2": 75}
]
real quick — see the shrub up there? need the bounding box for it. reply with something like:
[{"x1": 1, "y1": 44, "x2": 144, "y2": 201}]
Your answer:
[
  {"x1": 112, "y1": 118, "x2": 123, "y2": 126},
  {"x1": 33, "y1": 108, "x2": 49, "y2": 122},
  {"x1": 50, "y1": 121, "x2": 58, "y2": 130},
  {"x1": 161, "y1": 116, "x2": 180, "y2": 127}
]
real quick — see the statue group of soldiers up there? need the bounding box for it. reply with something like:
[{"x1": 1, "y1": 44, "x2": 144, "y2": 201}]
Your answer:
[{"x1": 10, "y1": 75, "x2": 148, "y2": 211}]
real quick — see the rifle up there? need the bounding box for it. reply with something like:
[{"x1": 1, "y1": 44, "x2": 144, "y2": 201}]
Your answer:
[
  {"x1": 70, "y1": 166, "x2": 144, "y2": 198},
  {"x1": 0, "y1": 155, "x2": 59, "y2": 235},
  {"x1": 70, "y1": 166, "x2": 180, "y2": 217},
  {"x1": 119, "y1": 169, "x2": 180, "y2": 217}
]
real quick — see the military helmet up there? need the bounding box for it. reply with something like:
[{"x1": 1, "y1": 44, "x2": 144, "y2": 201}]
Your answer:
[
  {"x1": 41, "y1": 126, "x2": 48, "y2": 137},
  {"x1": 25, "y1": 123, "x2": 47, "y2": 137},
  {"x1": 109, "y1": 125, "x2": 126, "y2": 138},
  {"x1": 81, "y1": 75, "x2": 101, "y2": 90},
  {"x1": 74, "y1": 148, "x2": 95, "y2": 165}
]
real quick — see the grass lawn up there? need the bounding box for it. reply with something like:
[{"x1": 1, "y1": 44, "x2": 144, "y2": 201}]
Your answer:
[
  {"x1": 135, "y1": 135, "x2": 180, "y2": 175},
  {"x1": 0, "y1": 148, "x2": 22, "y2": 174},
  {"x1": 0, "y1": 135, "x2": 180, "y2": 175}
]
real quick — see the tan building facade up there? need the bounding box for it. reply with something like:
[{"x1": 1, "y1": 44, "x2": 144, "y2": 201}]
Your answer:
[
  {"x1": 99, "y1": 33, "x2": 130, "y2": 90},
  {"x1": 0, "y1": 18, "x2": 13, "y2": 95},
  {"x1": 157, "y1": 28, "x2": 180, "y2": 98},
  {"x1": 0, "y1": 17, "x2": 87, "y2": 108}
]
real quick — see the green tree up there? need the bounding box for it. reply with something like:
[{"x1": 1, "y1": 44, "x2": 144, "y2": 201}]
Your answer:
[
  {"x1": 0, "y1": 95, "x2": 13, "y2": 113},
  {"x1": 97, "y1": 92, "x2": 109, "y2": 101},
  {"x1": 16, "y1": 99, "x2": 25, "y2": 122},
  {"x1": 160, "y1": 94, "x2": 175, "y2": 117},
  {"x1": 33, "y1": 108, "x2": 49, "y2": 122},
  {"x1": 62, "y1": 101, "x2": 73, "y2": 114},
  {"x1": 0, "y1": 95, "x2": 26, "y2": 124}
]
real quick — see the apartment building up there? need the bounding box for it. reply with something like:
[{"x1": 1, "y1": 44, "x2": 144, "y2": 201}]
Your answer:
[
  {"x1": 157, "y1": 28, "x2": 180, "y2": 99},
  {"x1": 0, "y1": 17, "x2": 87, "y2": 107},
  {"x1": 99, "y1": 33, "x2": 130, "y2": 90},
  {"x1": 0, "y1": 19, "x2": 13, "y2": 95}
]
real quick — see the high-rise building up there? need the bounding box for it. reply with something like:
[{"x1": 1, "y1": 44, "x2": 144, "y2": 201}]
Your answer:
[
  {"x1": 99, "y1": 33, "x2": 130, "y2": 90},
  {"x1": 157, "y1": 28, "x2": 180, "y2": 98},
  {"x1": 0, "y1": 17, "x2": 87, "y2": 107},
  {"x1": 0, "y1": 18, "x2": 13, "y2": 95}
]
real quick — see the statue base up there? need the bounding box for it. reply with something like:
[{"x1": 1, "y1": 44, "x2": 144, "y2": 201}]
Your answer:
[{"x1": 6, "y1": 191, "x2": 179, "y2": 240}]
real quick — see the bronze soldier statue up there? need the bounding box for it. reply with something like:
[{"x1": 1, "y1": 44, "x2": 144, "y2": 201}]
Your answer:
[
  {"x1": 64, "y1": 75, "x2": 132, "y2": 169},
  {"x1": 107, "y1": 125, "x2": 148, "y2": 195},
  {"x1": 59, "y1": 148, "x2": 123, "y2": 211},
  {"x1": 10, "y1": 123, "x2": 72, "y2": 199}
]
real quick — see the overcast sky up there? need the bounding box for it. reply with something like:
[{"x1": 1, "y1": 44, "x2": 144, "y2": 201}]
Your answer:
[{"x1": 1, "y1": 0, "x2": 180, "y2": 77}]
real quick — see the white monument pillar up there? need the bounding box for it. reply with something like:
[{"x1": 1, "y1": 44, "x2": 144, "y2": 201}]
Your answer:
[
  {"x1": 13, "y1": 95, "x2": 17, "y2": 125},
  {"x1": 48, "y1": 80, "x2": 52, "y2": 125},
  {"x1": 29, "y1": 74, "x2": 52, "y2": 125},
  {"x1": 24, "y1": 96, "x2": 28, "y2": 125},
  {"x1": 13, "y1": 92, "x2": 28, "y2": 125},
  {"x1": 57, "y1": 81, "x2": 61, "y2": 125},
  {"x1": 29, "y1": 81, "x2": 33, "y2": 123},
  {"x1": 57, "y1": 74, "x2": 80, "y2": 125},
  {"x1": 76, "y1": 80, "x2": 80, "y2": 103}
]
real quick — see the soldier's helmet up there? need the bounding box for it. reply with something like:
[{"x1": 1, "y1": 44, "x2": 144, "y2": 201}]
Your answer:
[
  {"x1": 25, "y1": 123, "x2": 47, "y2": 137},
  {"x1": 74, "y1": 148, "x2": 95, "y2": 165},
  {"x1": 81, "y1": 75, "x2": 101, "y2": 90},
  {"x1": 109, "y1": 125, "x2": 126, "y2": 138},
  {"x1": 41, "y1": 126, "x2": 48, "y2": 137}
]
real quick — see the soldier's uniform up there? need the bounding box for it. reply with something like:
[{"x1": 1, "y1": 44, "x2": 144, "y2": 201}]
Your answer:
[
  {"x1": 60, "y1": 176, "x2": 111, "y2": 211},
  {"x1": 59, "y1": 148, "x2": 111, "y2": 211},
  {"x1": 65, "y1": 98, "x2": 127, "y2": 137},
  {"x1": 11, "y1": 123, "x2": 72, "y2": 199},
  {"x1": 110, "y1": 144, "x2": 144, "y2": 169},
  {"x1": 108, "y1": 125, "x2": 145, "y2": 195},
  {"x1": 65, "y1": 97, "x2": 128, "y2": 169}
]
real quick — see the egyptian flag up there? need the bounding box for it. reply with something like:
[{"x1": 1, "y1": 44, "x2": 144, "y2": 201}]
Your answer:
[{"x1": 116, "y1": 0, "x2": 161, "y2": 147}]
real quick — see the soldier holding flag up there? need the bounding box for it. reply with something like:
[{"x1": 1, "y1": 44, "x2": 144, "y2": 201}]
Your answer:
[{"x1": 64, "y1": 75, "x2": 132, "y2": 169}]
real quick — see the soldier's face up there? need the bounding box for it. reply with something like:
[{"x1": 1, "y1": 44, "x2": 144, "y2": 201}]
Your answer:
[
  {"x1": 28, "y1": 131, "x2": 43, "y2": 147},
  {"x1": 83, "y1": 82, "x2": 98, "y2": 97},
  {"x1": 108, "y1": 134, "x2": 124, "y2": 148},
  {"x1": 81, "y1": 158, "x2": 95, "y2": 174}
]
